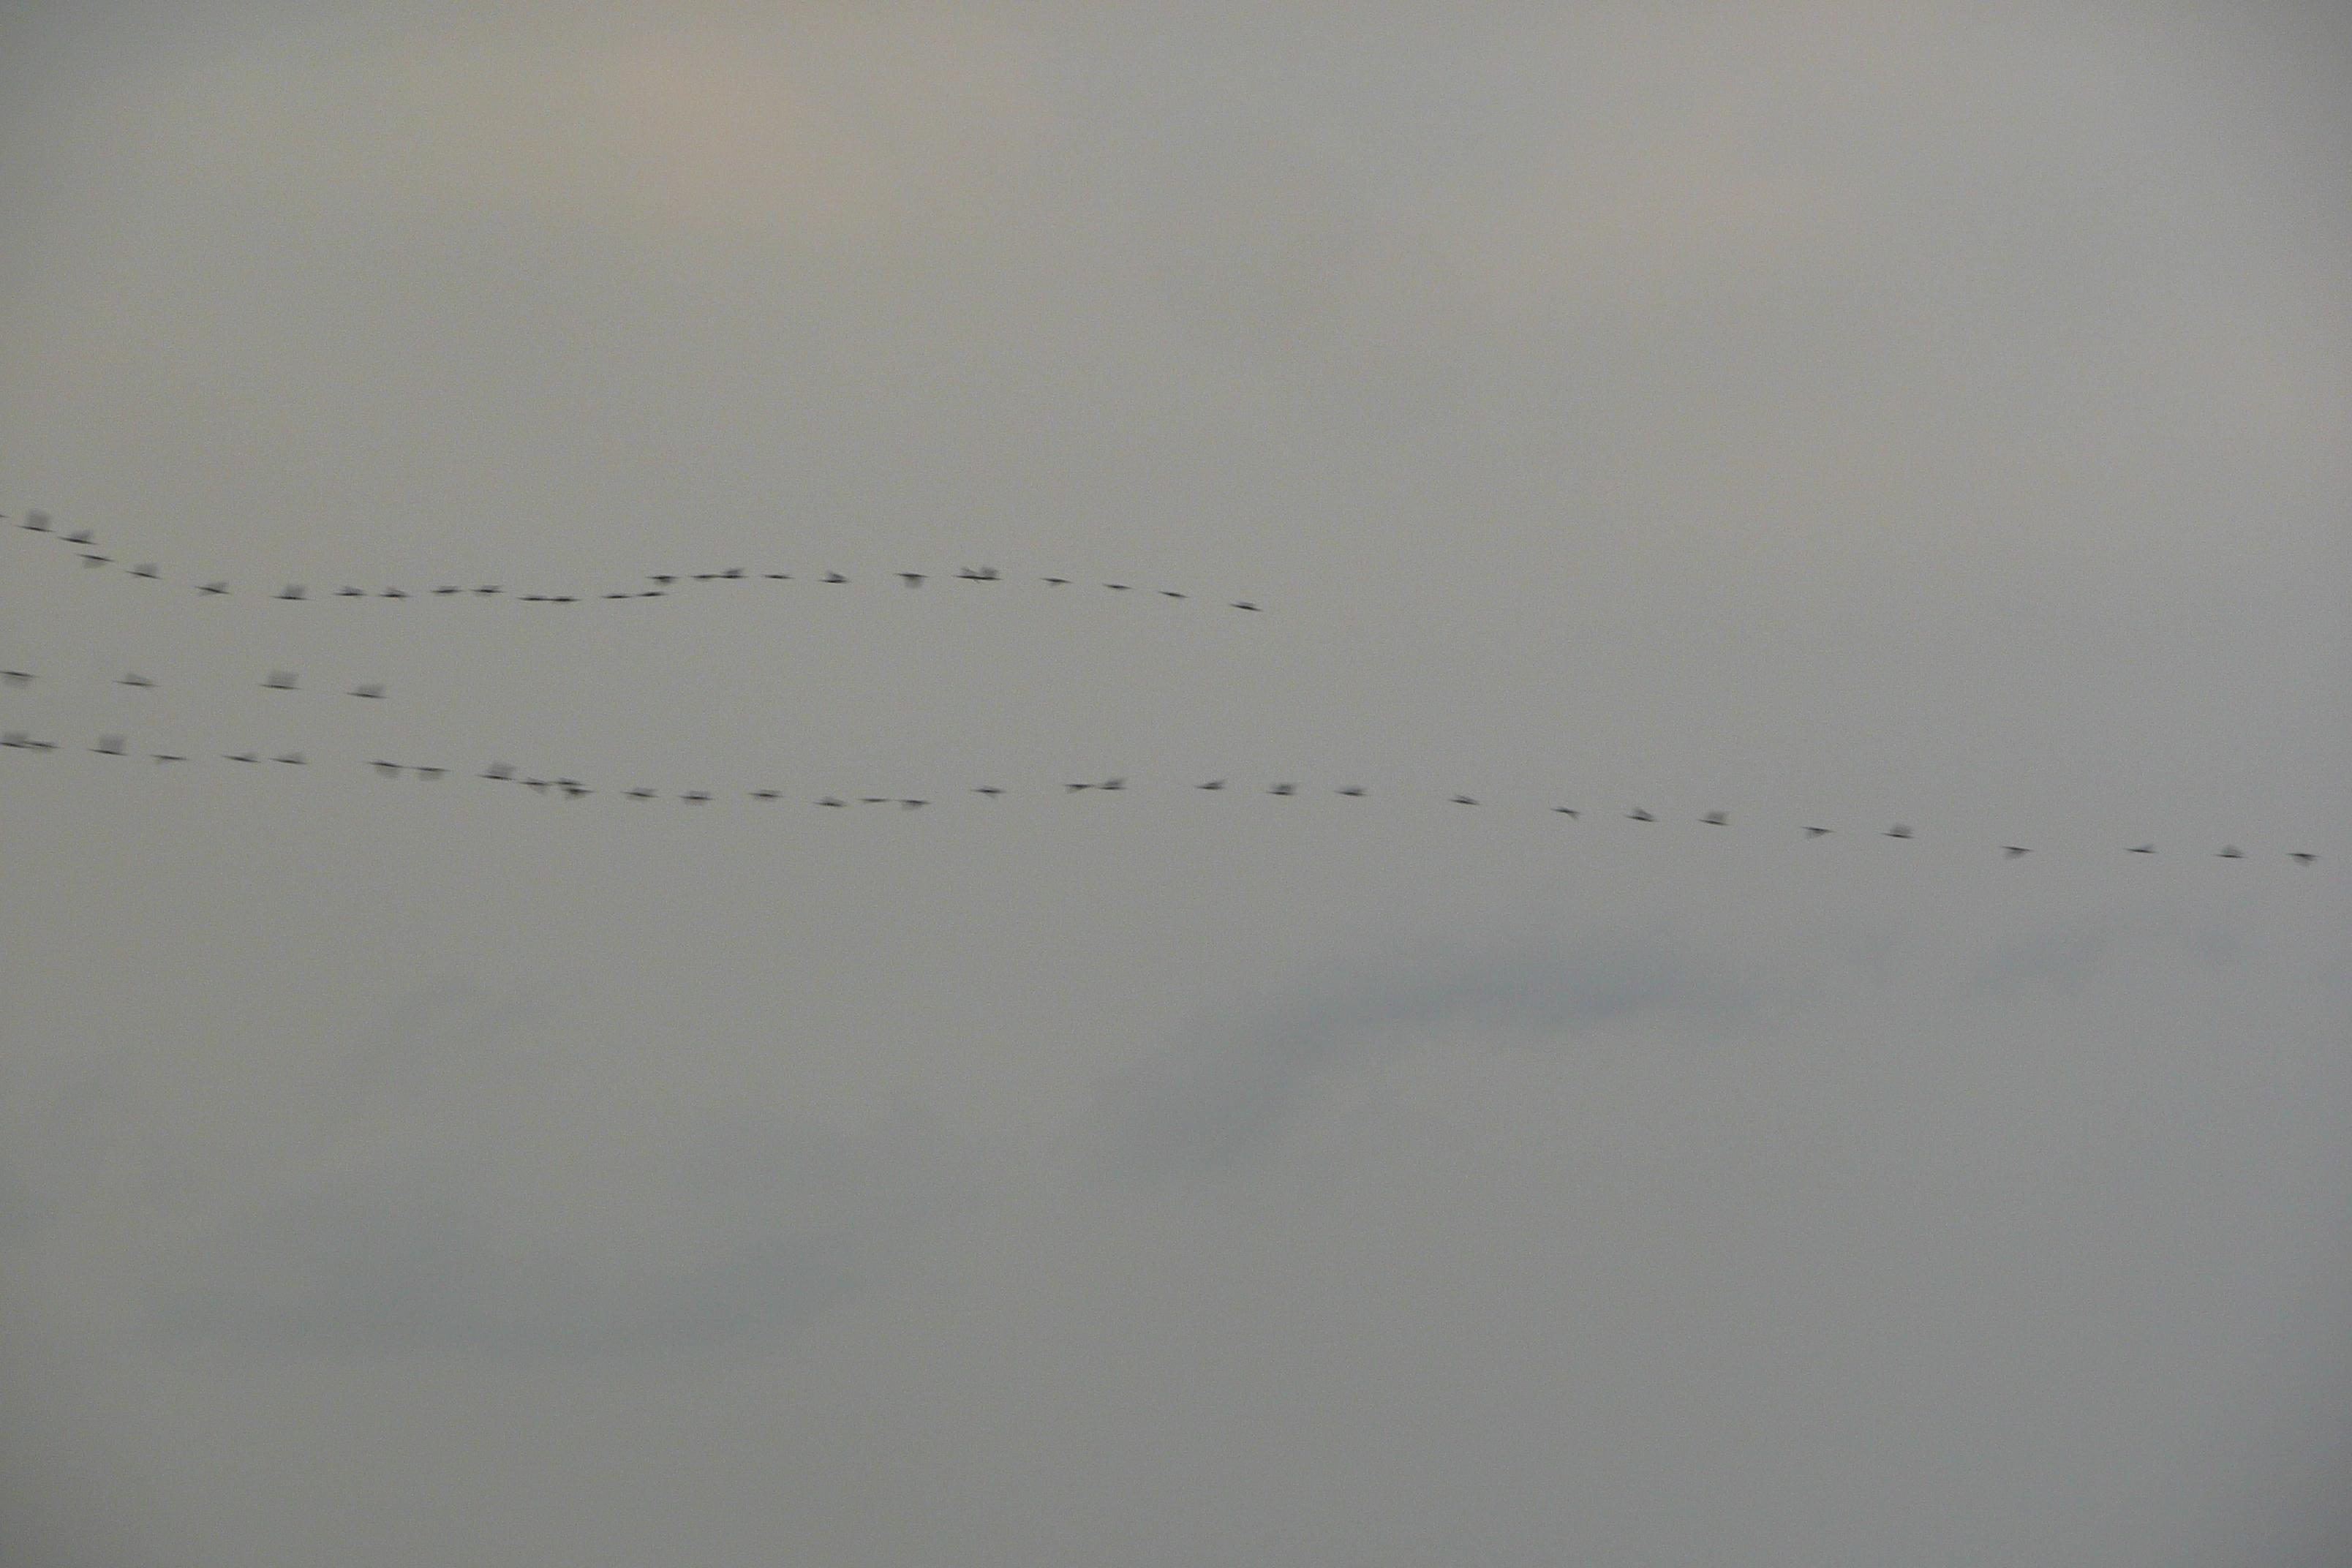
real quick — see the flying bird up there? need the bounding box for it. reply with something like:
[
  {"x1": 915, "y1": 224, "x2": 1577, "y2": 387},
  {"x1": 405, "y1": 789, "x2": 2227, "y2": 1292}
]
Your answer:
[
  {"x1": 960, "y1": 567, "x2": 1000, "y2": 581},
  {"x1": 560, "y1": 783, "x2": 591, "y2": 798},
  {"x1": 1269, "y1": 783, "x2": 1296, "y2": 796},
  {"x1": 818, "y1": 796, "x2": 847, "y2": 807},
  {"x1": 1702, "y1": 811, "x2": 1729, "y2": 826},
  {"x1": 16, "y1": 514, "x2": 48, "y2": 532},
  {"x1": 200, "y1": 581, "x2": 230, "y2": 595},
  {"x1": 1197, "y1": 780, "x2": 1226, "y2": 791},
  {"x1": 626, "y1": 788, "x2": 656, "y2": 801},
  {"x1": 1552, "y1": 807, "x2": 1579, "y2": 818},
  {"x1": 901, "y1": 573, "x2": 925, "y2": 587},
  {"x1": 2127, "y1": 844, "x2": 2155, "y2": 854},
  {"x1": 263, "y1": 672, "x2": 297, "y2": 690},
  {"x1": 79, "y1": 554, "x2": 110, "y2": 567},
  {"x1": 435, "y1": 586, "x2": 462, "y2": 596},
  {"x1": 92, "y1": 736, "x2": 126, "y2": 755},
  {"x1": 765, "y1": 573, "x2": 791, "y2": 581},
  {"x1": 130, "y1": 564, "x2": 159, "y2": 579},
  {"x1": 1338, "y1": 786, "x2": 1368, "y2": 797},
  {"x1": 1452, "y1": 795, "x2": 1480, "y2": 806},
  {"x1": 150, "y1": 753, "x2": 185, "y2": 764},
  {"x1": 277, "y1": 585, "x2": 305, "y2": 600},
  {"x1": 1627, "y1": 807, "x2": 1654, "y2": 822},
  {"x1": 973, "y1": 786, "x2": 1005, "y2": 798},
  {"x1": 1159, "y1": 590, "x2": 1186, "y2": 599},
  {"x1": 823, "y1": 572, "x2": 848, "y2": 584},
  {"x1": 1, "y1": 731, "x2": 29, "y2": 747},
  {"x1": 1105, "y1": 583, "x2": 1131, "y2": 592},
  {"x1": 2290, "y1": 852, "x2": 2318, "y2": 865},
  {"x1": 2217, "y1": 845, "x2": 2245, "y2": 859},
  {"x1": 372, "y1": 761, "x2": 402, "y2": 778},
  {"x1": 480, "y1": 763, "x2": 515, "y2": 780},
  {"x1": 415, "y1": 767, "x2": 445, "y2": 781},
  {"x1": 382, "y1": 588, "x2": 408, "y2": 600},
  {"x1": 2, "y1": 671, "x2": 31, "y2": 687},
  {"x1": 274, "y1": 751, "x2": 305, "y2": 766},
  {"x1": 2003, "y1": 845, "x2": 2031, "y2": 859},
  {"x1": 750, "y1": 789, "x2": 782, "y2": 801},
  {"x1": 861, "y1": 796, "x2": 891, "y2": 806},
  {"x1": 350, "y1": 684, "x2": 385, "y2": 699},
  {"x1": 1885, "y1": 825, "x2": 1914, "y2": 840},
  {"x1": 651, "y1": 575, "x2": 677, "y2": 586},
  {"x1": 337, "y1": 586, "x2": 366, "y2": 598},
  {"x1": 1802, "y1": 826, "x2": 1831, "y2": 837},
  {"x1": 899, "y1": 799, "x2": 927, "y2": 810},
  {"x1": 1101, "y1": 777, "x2": 1126, "y2": 791},
  {"x1": 1042, "y1": 576, "x2": 1069, "y2": 586},
  {"x1": 227, "y1": 751, "x2": 260, "y2": 764},
  {"x1": 64, "y1": 529, "x2": 94, "y2": 545},
  {"x1": 1230, "y1": 601, "x2": 1260, "y2": 611}
]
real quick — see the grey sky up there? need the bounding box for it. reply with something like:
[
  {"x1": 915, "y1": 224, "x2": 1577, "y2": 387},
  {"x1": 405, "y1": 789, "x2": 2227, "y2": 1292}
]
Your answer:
[{"x1": 2, "y1": 5, "x2": 2348, "y2": 1565}]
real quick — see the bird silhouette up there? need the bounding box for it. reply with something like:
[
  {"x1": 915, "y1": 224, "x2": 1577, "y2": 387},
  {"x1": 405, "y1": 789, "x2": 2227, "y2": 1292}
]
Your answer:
[
  {"x1": 2127, "y1": 844, "x2": 2155, "y2": 854},
  {"x1": 278, "y1": 585, "x2": 305, "y2": 600},
  {"x1": 415, "y1": 768, "x2": 445, "y2": 781},
  {"x1": 2003, "y1": 845, "x2": 2031, "y2": 859},
  {"x1": 765, "y1": 573, "x2": 791, "y2": 581},
  {"x1": 562, "y1": 783, "x2": 592, "y2": 799},
  {"x1": 130, "y1": 564, "x2": 159, "y2": 579},
  {"x1": 1042, "y1": 576, "x2": 1069, "y2": 586},
  {"x1": 1338, "y1": 786, "x2": 1368, "y2": 798},
  {"x1": 64, "y1": 529, "x2": 94, "y2": 545},
  {"x1": 263, "y1": 672, "x2": 297, "y2": 690},
  {"x1": 2217, "y1": 845, "x2": 2245, "y2": 859},
  {"x1": 3, "y1": 671, "x2": 32, "y2": 687},
  {"x1": 1, "y1": 731, "x2": 29, "y2": 747},
  {"x1": 626, "y1": 788, "x2": 656, "y2": 801},
  {"x1": 1702, "y1": 811, "x2": 1729, "y2": 826},
  {"x1": 651, "y1": 575, "x2": 677, "y2": 586},
  {"x1": 200, "y1": 581, "x2": 230, "y2": 595},
  {"x1": 823, "y1": 572, "x2": 848, "y2": 584},
  {"x1": 2290, "y1": 852, "x2": 2318, "y2": 865},
  {"x1": 350, "y1": 684, "x2": 385, "y2": 699},
  {"x1": 480, "y1": 763, "x2": 515, "y2": 780},
  {"x1": 750, "y1": 789, "x2": 782, "y2": 801},
  {"x1": 1160, "y1": 590, "x2": 1186, "y2": 599},
  {"x1": 1066, "y1": 782, "x2": 1093, "y2": 793},
  {"x1": 151, "y1": 753, "x2": 186, "y2": 764},
  {"x1": 275, "y1": 751, "x2": 305, "y2": 766},
  {"x1": 372, "y1": 761, "x2": 402, "y2": 777},
  {"x1": 1802, "y1": 826, "x2": 1831, "y2": 837},
  {"x1": 1627, "y1": 807, "x2": 1654, "y2": 822},
  {"x1": 1106, "y1": 583, "x2": 1131, "y2": 592},
  {"x1": 80, "y1": 554, "x2": 110, "y2": 567},
  {"x1": 818, "y1": 796, "x2": 847, "y2": 807},
  {"x1": 1197, "y1": 780, "x2": 1226, "y2": 791},
  {"x1": 337, "y1": 586, "x2": 365, "y2": 598},
  {"x1": 436, "y1": 586, "x2": 463, "y2": 595},
  {"x1": 1269, "y1": 783, "x2": 1296, "y2": 796},
  {"x1": 16, "y1": 514, "x2": 48, "y2": 532},
  {"x1": 1101, "y1": 777, "x2": 1126, "y2": 791},
  {"x1": 901, "y1": 573, "x2": 925, "y2": 587},
  {"x1": 1885, "y1": 825, "x2": 1914, "y2": 840},
  {"x1": 1452, "y1": 795, "x2": 1480, "y2": 806},
  {"x1": 899, "y1": 799, "x2": 927, "y2": 810},
  {"x1": 475, "y1": 586, "x2": 501, "y2": 595},
  {"x1": 973, "y1": 786, "x2": 1005, "y2": 798},
  {"x1": 382, "y1": 588, "x2": 408, "y2": 600},
  {"x1": 1553, "y1": 807, "x2": 1579, "y2": 818},
  {"x1": 93, "y1": 736, "x2": 126, "y2": 755}
]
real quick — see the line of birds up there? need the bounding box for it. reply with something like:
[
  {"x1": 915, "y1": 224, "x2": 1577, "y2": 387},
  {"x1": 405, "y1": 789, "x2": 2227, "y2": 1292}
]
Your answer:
[
  {"x1": 3, "y1": 668, "x2": 388, "y2": 699},
  {"x1": 0, "y1": 731, "x2": 2322, "y2": 867},
  {"x1": 8, "y1": 510, "x2": 1267, "y2": 611}
]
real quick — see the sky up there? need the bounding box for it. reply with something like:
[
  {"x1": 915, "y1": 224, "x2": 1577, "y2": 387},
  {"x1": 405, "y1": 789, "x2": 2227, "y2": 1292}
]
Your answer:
[{"x1": 1, "y1": 4, "x2": 2348, "y2": 1564}]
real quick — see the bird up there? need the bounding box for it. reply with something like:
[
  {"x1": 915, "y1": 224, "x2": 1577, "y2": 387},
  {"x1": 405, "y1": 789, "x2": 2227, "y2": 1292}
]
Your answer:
[
  {"x1": 973, "y1": 786, "x2": 1005, "y2": 798},
  {"x1": 274, "y1": 751, "x2": 306, "y2": 766},
  {"x1": 750, "y1": 789, "x2": 782, "y2": 801},
  {"x1": 372, "y1": 761, "x2": 402, "y2": 778},
  {"x1": 64, "y1": 529, "x2": 94, "y2": 545},
  {"x1": 860, "y1": 796, "x2": 890, "y2": 806},
  {"x1": 480, "y1": 763, "x2": 515, "y2": 780},
  {"x1": 961, "y1": 567, "x2": 1000, "y2": 581},
  {"x1": 2217, "y1": 845, "x2": 2245, "y2": 859},
  {"x1": 693, "y1": 573, "x2": 717, "y2": 582},
  {"x1": 130, "y1": 563, "x2": 159, "y2": 579},
  {"x1": 1338, "y1": 786, "x2": 1368, "y2": 798},
  {"x1": 626, "y1": 788, "x2": 656, "y2": 801},
  {"x1": 349, "y1": 684, "x2": 385, "y2": 699},
  {"x1": 92, "y1": 736, "x2": 126, "y2": 755},
  {"x1": 435, "y1": 586, "x2": 462, "y2": 596},
  {"x1": 1042, "y1": 576, "x2": 1069, "y2": 586},
  {"x1": 227, "y1": 751, "x2": 260, "y2": 764},
  {"x1": 337, "y1": 586, "x2": 366, "y2": 598},
  {"x1": 521, "y1": 594, "x2": 546, "y2": 603},
  {"x1": 381, "y1": 588, "x2": 408, "y2": 600},
  {"x1": 1066, "y1": 781, "x2": 1093, "y2": 793},
  {"x1": 1159, "y1": 590, "x2": 1186, "y2": 600},
  {"x1": 474, "y1": 586, "x2": 501, "y2": 595},
  {"x1": 199, "y1": 581, "x2": 230, "y2": 595},
  {"x1": 1552, "y1": 807, "x2": 1579, "y2": 818},
  {"x1": 765, "y1": 573, "x2": 791, "y2": 581},
  {"x1": 605, "y1": 592, "x2": 629, "y2": 600},
  {"x1": 1627, "y1": 807, "x2": 1654, "y2": 822},
  {"x1": 1702, "y1": 811, "x2": 1729, "y2": 826},
  {"x1": 1106, "y1": 582, "x2": 1131, "y2": 591},
  {"x1": 2003, "y1": 845, "x2": 2031, "y2": 859},
  {"x1": 263, "y1": 672, "x2": 298, "y2": 690},
  {"x1": 2127, "y1": 844, "x2": 2155, "y2": 854},
  {"x1": 1230, "y1": 601, "x2": 1260, "y2": 611},
  {"x1": 1269, "y1": 783, "x2": 1296, "y2": 796},
  {"x1": 1100, "y1": 777, "x2": 1126, "y2": 791},
  {"x1": 900, "y1": 573, "x2": 925, "y2": 587},
  {"x1": 1, "y1": 731, "x2": 29, "y2": 747},
  {"x1": 15, "y1": 514, "x2": 48, "y2": 532},
  {"x1": 79, "y1": 553, "x2": 110, "y2": 567},
  {"x1": 1452, "y1": 795, "x2": 1480, "y2": 806},
  {"x1": 2290, "y1": 852, "x2": 2318, "y2": 865},
  {"x1": 150, "y1": 753, "x2": 186, "y2": 764},
  {"x1": 899, "y1": 799, "x2": 927, "y2": 810},
  {"x1": 525, "y1": 778, "x2": 551, "y2": 793},
  {"x1": 415, "y1": 767, "x2": 445, "y2": 781},
  {"x1": 3, "y1": 671, "x2": 31, "y2": 687},
  {"x1": 823, "y1": 572, "x2": 848, "y2": 584},
  {"x1": 1802, "y1": 826, "x2": 1831, "y2": 838},
  {"x1": 1197, "y1": 780, "x2": 1226, "y2": 791},
  {"x1": 277, "y1": 585, "x2": 305, "y2": 600},
  {"x1": 818, "y1": 796, "x2": 847, "y2": 807},
  {"x1": 651, "y1": 575, "x2": 677, "y2": 586},
  {"x1": 558, "y1": 783, "x2": 589, "y2": 798},
  {"x1": 719, "y1": 568, "x2": 744, "y2": 581},
  {"x1": 1885, "y1": 825, "x2": 1914, "y2": 840}
]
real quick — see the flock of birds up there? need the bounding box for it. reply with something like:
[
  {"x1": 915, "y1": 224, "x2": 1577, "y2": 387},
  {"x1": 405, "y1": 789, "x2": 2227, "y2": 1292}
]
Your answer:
[
  {"x1": 6, "y1": 508, "x2": 1267, "y2": 611},
  {"x1": 4, "y1": 505, "x2": 2329, "y2": 870}
]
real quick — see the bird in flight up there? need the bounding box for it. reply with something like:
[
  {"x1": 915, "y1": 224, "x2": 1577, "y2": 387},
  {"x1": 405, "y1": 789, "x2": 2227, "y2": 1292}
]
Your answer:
[
  {"x1": 2217, "y1": 845, "x2": 2245, "y2": 859},
  {"x1": 15, "y1": 514, "x2": 48, "y2": 532},
  {"x1": 1042, "y1": 576, "x2": 1069, "y2": 587},
  {"x1": 1196, "y1": 780, "x2": 1226, "y2": 791},
  {"x1": 2290, "y1": 852, "x2": 2318, "y2": 865},
  {"x1": 1885, "y1": 825, "x2": 1914, "y2": 840},
  {"x1": 899, "y1": 799, "x2": 928, "y2": 810},
  {"x1": 350, "y1": 684, "x2": 385, "y2": 699},
  {"x1": 200, "y1": 581, "x2": 230, "y2": 595},
  {"x1": 2127, "y1": 843, "x2": 2155, "y2": 854},
  {"x1": 151, "y1": 753, "x2": 186, "y2": 764},
  {"x1": 64, "y1": 529, "x2": 94, "y2": 545},
  {"x1": 1101, "y1": 777, "x2": 1126, "y2": 791},
  {"x1": 1627, "y1": 807, "x2": 1654, "y2": 822},
  {"x1": 823, "y1": 572, "x2": 849, "y2": 584},
  {"x1": 625, "y1": 788, "x2": 656, "y2": 801},
  {"x1": 2, "y1": 671, "x2": 31, "y2": 687},
  {"x1": 1160, "y1": 590, "x2": 1186, "y2": 600},
  {"x1": 226, "y1": 750, "x2": 260, "y2": 764},
  {"x1": 900, "y1": 573, "x2": 925, "y2": 587},
  {"x1": 1702, "y1": 811, "x2": 1729, "y2": 826},
  {"x1": 130, "y1": 564, "x2": 159, "y2": 579},
  {"x1": 372, "y1": 761, "x2": 402, "y2": 778},
  {"x1": 2003, "y1": 845, "x2": 2031, "y2": 859},
  {"x1": 475, "y1": 586, "x2": 502, "y2": 596},
  {"x1": 278, "y1": 585, "x2": 305, "y2": 600},
  {"x1": 973, "y1": 786, "x2": 1005, "y2": 798},
  {"x1": 436, "y1": 586, "x2": 462, "y2": 596},
  {"x1": 263, "y1": 672, "x2": 298, "y2": 690},
  {"x1": 337, "y1": 586, "x2": 366, "y2": 598},
  {"x1": 650, "y1": 575, "x2": 676, "y2": 586},
  {"x1": 818, "y1": 796, "x2": 847, "y2": 807},
  {"x1": 680, "y1": 791, "x2": 711, "y2": 804},
  {"x1": 1452, "y1": 795, "x2": 1480, "y2": 806},
  {"x1": 765, "y1": 573, "x2": 791, "y2": 581},
  {"x1": 1269, "y1": 783, "x2": 1297, "y2": 796},
  {"x1": 480, "y1": 763, "x2": 515, "y2": 781},
  {"x1": 1338, "y1": 786, "x2": 1368, "y2": 798},
  {"x1": 1552, "y1": 807, "x2": 1579, "y2": 818},
  {"x1": 382, "y1": 588, "x2": 408, "y2": 600},
  {"x1": 79, "y1": 553, "x2": 111, "y2": 568},
  {"x1": 415, "y1": 767, "x2": 445, "y2": 781},
  {"x1": 1231, "y1": 602, "x2": 1262, "y2": 611},
  {"x1": 1802, "y1": 826, "x2": 1831, "y2": 838},
  {"x1": 92, "y1": 735, "x2": 126, "y2": 755},
  {"x1": 750, "y1": 789, "x2": 782, "y2": 801},
  {"x1": 275, "y1": 751, "x2": 306, "y2": 766}
]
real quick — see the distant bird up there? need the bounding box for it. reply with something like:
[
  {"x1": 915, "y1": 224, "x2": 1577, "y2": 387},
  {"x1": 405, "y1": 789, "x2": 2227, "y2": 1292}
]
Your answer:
[
  {"x1": 475, "y1": 586, "x2": 501, "y2": 596},
  {"x1": 1338, "y1": 786, "x2": 1368, "y2": 798},
  {"x1": 640, "y1": 591, "x2": 664, "y2": 598},
  {"x1": 277, "y1": 585, "x2": 305, "y2": 600},
  {"x1": 1197, "y1": 780, "x2": 1226, "y2": 791},
  {"x1": 521, "y1": 594, "x2": 546, "y2": 603},
  {"x1": 92, "y1": 735, "x2": 126, "y2": 755},
  {"x1": 626, "y1": 788, "x2": 656, "y2": 801},
  {"x1": 693, "y1": 573, "x2": 716, "y2": 582},
  {"x1": 1452, "y1": 795, "x2": 1480, "y2": 806},
  {"x1": 337, "y1": 586, "x2": 366, "y2": 598},
  {"x1": 1231, "y1": 601, "x2": 1260, "y2": 611},
  {"x1": 1885, "y1": 825, "x2": 1914, "y2": 840},
  {"x1": 605, "y1": 592, "x2": 628, "y2": 600},
  {"x1": 1627, "y1": 807, "x2": 1654, "y2": 822},
  {"x1": 651, "y1": 575, "x2": 677, "y2": 586},
  {"x1": 2217, "y1": 845, "x2": 2245, "y2": 859},
  {"x1": 526, "y1": 778, "x2": 551, "y2": 793},
  {"x1": 1, "y1": 731, "x2": 29, "y2": 747},
  {"x1": 3, "y1": 671, "x2": 31, "y2": 687},
  {"x1": 1101, "y1": 777, "x2": 1126, "y2": 791},
  {"x1": 1802, "y1": 826, "x2": 1831, "y2": 838},
  {"x1": 861, "y1": 796, "x2": 891, "y2": 806},
  {"x1": 899, "y1": 799, "x2": 927, "y2": 810},
  {"x1": 2127, "y1": 843, "x2": 2155, "y2": 854},
  {"x1": 64, "y1": 529, "x2": 94, "y2": 545},
  {"x1": 818, "y1": 796, "x2": 847, "y2": 807},
  {"x1": 1701, "y1": 811, "x2": 1728, "y2": 826},
  {"x1": 1269, "y1": 783, "x2": 1296, "y2": 796},
  {"x1": 415, "y1": 768, "x2": 445, "y2": 781},
  {"x1": 1160, "y1": 590, "x2": 1186, "y2": 600},
  {"x1": 372, "y1": 761, "x2": 402, "y2": 778},
  {"x1": 561, "y1": 783, "x2": 591, "y2": 799},
  {"x1": 900, "y1": 573, "x2": 925, "y2": 587},
  {"x1": 381, "y1": 588, "x2": 408, "y2": 600},
  {"x1": 151, "y1": 753, "x2": 185, "y2": 764},
  {"x1": 2290, "y1": 852, "x2": 2318, "y2": 865},
  {"x1": 199, "y1": 581, "x2": 230, "y2": 595},
  {"x1": 436, "y1": 586, "x2": 462, "y2": 596},
  {"x1": 349, "y1": 684, "x2": 385, "y2": 699},
  {"x1": 263, "y1": 672, "x2": 297, "y2": 690},
  {"x1": 750, "y1": 789, "x2": 782, "y2": 801},
  {"x1": 227, "y1": 751, "x2": 260, "y2": 764},
  {"x1": 960, "y1": 567, "x2": 1000, "y2": 581},
  {"x1": 79, "y1": 554, "x2": 110, "y2": 567},
  {"x1": 1105, "y1": 583, "x2": 1131, "y2": 592},
  {"x1": 480, "y1": 763, "x2": 515, "y2": 781},
  {"x1": 973, "y1": 786, "x2": 1005, "y2": 798},
  {"x1": 1042, "y1": 576, "x2": 1069, "y2": 586},
  {"x1": 2003, "y1": 845, "x2": 2031, "y2": 859},
  {"x1": 1552, "y1": 807, "x2": 1579, "y2": 818},
  {"x1": 274, "y1": 751, "x2": 305, "y2": 766},
  {"x1": 823, "y1": 571, "x2": 848, "y2": 584},
  {"x1": 129, "y1": 563, "x2": 159, "y2": 579},
  {"x1": 765, "y1": 573, "x2": 791, "y2": 581},
  {"x1": 16, "y1": 513, "x2": 48, "y2": 532},
  {"x1": 1066, "y1": 781, "x2": 1093, "y2": 793},
  {"x1": 719, "y1": 568, "x2": 744, "y2": 581}
]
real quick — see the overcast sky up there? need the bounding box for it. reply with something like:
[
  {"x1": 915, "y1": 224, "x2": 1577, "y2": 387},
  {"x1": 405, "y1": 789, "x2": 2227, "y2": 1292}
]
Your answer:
[{"x1": 2, "y1": 4, "x2": 2348, "y2": 1565}]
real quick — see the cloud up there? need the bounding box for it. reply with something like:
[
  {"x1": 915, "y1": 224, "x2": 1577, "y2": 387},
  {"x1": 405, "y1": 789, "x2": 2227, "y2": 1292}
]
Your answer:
[{"x1": 1102, "y1": 924, "x2": 1708, "y2": 1180}]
